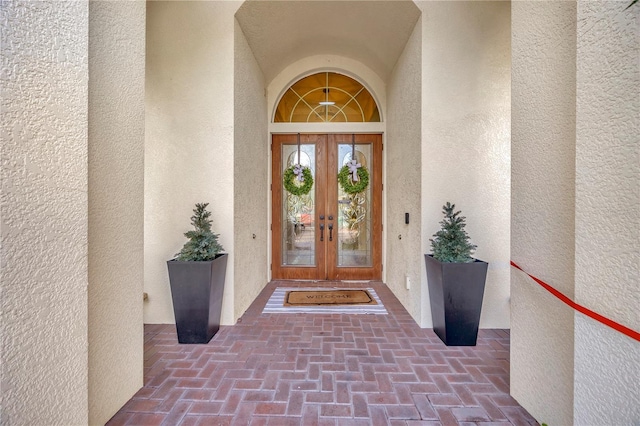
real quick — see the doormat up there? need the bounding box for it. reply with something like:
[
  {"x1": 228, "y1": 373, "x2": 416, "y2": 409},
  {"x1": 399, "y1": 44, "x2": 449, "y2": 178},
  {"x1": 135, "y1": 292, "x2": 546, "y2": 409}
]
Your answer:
[
  {"x1": 284, "y1": 289, "x2": 377, "y2": 306},
  {"x1": 262, "y1": 288, "x2": 387, "y2": 314}
]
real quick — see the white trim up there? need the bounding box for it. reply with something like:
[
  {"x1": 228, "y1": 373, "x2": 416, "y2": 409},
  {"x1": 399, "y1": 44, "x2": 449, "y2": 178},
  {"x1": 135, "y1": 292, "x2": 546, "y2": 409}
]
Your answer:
[{"x1": 270, "y1": 122, "x2": 385, "y2": 134}]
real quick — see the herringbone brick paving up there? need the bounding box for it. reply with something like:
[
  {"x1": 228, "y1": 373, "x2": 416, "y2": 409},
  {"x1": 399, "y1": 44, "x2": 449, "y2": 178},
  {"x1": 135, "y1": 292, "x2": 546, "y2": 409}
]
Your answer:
[{"x1": 107, "y1": 281, "x2": 538, "y2": 426}]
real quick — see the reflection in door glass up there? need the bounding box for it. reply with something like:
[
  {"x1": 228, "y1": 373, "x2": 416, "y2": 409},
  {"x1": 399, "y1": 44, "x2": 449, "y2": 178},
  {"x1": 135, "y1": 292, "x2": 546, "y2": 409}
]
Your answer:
[
  {"x1": 282, "y1": 144, "x2": 316, "y2": 266},
  {"x1": 337, "y1": 144, "x2": 372, "y2": 267}
]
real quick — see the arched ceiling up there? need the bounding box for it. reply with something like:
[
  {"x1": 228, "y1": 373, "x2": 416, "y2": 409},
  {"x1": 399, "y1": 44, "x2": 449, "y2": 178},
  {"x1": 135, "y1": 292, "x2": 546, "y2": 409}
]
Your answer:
[{"x1": 235, "y1": 0, "x2": 421, "y2": 84}]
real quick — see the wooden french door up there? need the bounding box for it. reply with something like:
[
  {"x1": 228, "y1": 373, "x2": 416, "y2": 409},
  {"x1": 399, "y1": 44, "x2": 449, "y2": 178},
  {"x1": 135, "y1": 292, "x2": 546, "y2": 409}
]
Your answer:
[{"x1": 272, "y1": 134, "x2": 382, "y2": 280}]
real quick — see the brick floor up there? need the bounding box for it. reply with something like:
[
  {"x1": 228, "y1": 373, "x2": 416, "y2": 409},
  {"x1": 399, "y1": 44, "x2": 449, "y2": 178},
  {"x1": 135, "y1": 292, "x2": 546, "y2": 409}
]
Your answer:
[{"x1": 107, "y1": 281, "x2": 538, "y2": 426}]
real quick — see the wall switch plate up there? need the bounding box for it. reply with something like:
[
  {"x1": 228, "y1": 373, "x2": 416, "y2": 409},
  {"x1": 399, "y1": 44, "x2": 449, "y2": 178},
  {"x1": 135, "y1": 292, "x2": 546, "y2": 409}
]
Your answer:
[{"x1": 405, "y1": 275, "x2": 410, "y2": 290}]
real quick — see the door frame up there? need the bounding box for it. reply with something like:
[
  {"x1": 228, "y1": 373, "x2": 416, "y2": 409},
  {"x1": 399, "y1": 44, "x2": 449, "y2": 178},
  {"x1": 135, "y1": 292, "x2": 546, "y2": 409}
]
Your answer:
[{"x1": 270, "y1": 133, "x2": 383, "y2": 281}]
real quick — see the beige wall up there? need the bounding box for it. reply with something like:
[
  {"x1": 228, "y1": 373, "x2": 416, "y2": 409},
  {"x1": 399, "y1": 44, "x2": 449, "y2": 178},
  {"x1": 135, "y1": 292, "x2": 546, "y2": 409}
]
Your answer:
[
  {"x1": 511, "y1": 3, "x2": 576, "y2": 424},
  {"x1": 420, "y1": 1, "x2": 511, "y2": 328},
  {"x1": 387, "y1": 17, "x2": 423, "y2": 324},
  {"x1": 1, "y1": 2, "x2": 89, "y2": 424},
  {"x1": 512, "y1": 2, "x2": 639, "y2": 424},
  {"x1": 574, "y1": 1, "x2": 639, "y2": 423},
  {"x1": 88, "y1": 1, "x2": 145, "y2": 424},
  {"x1": 233, "y1": 20, "x2": 269, "y2": 320},
  {"x1": 3, "y1": 1, "x2": 637, "y2": 423},
  {"x1": 145, "y1": 1, "x2": 240, "y2": 325}
]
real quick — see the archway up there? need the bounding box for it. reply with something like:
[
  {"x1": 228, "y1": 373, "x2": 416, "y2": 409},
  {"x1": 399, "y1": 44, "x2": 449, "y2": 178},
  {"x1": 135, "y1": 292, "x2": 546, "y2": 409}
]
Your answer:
[{"x1": 233, "y1": 0, "x2": 423, "y2": 323}]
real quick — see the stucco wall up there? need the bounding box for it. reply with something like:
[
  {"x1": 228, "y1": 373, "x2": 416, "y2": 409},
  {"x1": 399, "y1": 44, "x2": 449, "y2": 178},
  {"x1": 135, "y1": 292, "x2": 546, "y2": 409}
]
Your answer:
[
  {"x1": 145, "y1": 1, "x2": 240, "y2": 325},
  {"x1": 511, "y1": 2, "x2": 576, "y2": 425},
  {"x1": 234, "y1": 20, "x2": 269, "y2": 320},
  {"x1": 1, "y1": 2, "x2": 89, "y2": 424},
  {"x1": 574, "y1": 2, "x2": 639, "y2": 423},
  {"x1": 387, "y1": 17, "x2": 423, "y2": 324},
  {"x1": 420, "y1": 1, "x2": 511, "y2": 328},
  {"x1": 88, "y1": 1, "x2": 145, "y2": 424}
]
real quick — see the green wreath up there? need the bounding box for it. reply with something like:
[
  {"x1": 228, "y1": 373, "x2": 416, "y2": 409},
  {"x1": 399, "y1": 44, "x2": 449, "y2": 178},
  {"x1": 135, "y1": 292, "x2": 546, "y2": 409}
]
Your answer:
[
  {"x1": 338, "y1": 165, "x2": 370, "y2": 194},
  {"x1": 283, "y1": 165, "x2": 314, "y2": 196}
]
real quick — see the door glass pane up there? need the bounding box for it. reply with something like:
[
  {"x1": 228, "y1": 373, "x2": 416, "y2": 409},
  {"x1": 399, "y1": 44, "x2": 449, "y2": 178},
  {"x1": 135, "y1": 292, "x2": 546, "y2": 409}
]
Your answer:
[
  {"x1": 281, "y1": 144, "x2": 316, "y2": 266},
  {"x1": 337, "y1": 143, "x2": 372, "y2": 267}
]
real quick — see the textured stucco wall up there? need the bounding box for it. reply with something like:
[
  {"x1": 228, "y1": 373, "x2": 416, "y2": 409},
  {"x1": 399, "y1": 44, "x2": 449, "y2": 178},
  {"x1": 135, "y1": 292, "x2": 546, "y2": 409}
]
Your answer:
[
  {"x1": 387, "y1": 17, "x2": 422, "y2": 324},
  {"x1": 88, "y1": 1, "x2": 145, "y2": 424},
  {"x1": 511, "y1": 3, "x2": 576, "y2": 425},
  {"x1": 1, "y1": 2, "x2": 89, "y2": 424},
  {"x1": 145, "y1": 1, "x2": 240, "y2": 325},
  {"x1": 574, "y1": 2, "x2": 640, "y2": 423},
  {"x1": 233, "y1": 20, "x2": 269, "y2": 321},
  {"x1": 420, "y1": 1, "x2": 511, "y2": 328}
]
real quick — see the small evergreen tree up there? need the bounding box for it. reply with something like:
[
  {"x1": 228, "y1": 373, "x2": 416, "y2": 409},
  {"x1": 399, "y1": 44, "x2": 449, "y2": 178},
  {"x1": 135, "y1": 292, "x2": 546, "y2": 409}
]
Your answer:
[
  {"x1": 430, "y1": 202, "x2": 476, "y2": 263},
  {"x1": 175, "y1": 203, "x2": 224, "y2": 261}
]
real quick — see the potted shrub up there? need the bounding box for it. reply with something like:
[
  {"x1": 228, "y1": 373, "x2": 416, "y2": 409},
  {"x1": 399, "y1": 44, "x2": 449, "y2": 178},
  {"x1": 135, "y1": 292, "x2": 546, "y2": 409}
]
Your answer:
[
  {"x1": 167, "y1": 203, "x2": 228, "y2": 344},
  {"x1": 425, "y1": 202, "x2": 488, "y2": 346}
]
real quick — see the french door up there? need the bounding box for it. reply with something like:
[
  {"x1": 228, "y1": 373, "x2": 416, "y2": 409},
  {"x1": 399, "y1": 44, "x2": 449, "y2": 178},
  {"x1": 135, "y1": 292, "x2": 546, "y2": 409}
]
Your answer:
[{"x1": 272, "y1": 134, "x2": 382, "y2": 280}]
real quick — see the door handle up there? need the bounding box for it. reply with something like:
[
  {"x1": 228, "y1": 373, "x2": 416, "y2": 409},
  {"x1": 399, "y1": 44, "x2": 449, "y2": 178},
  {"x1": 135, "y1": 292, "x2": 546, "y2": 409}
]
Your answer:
[
  {"x1": 328, "y1": 223, "x2": 333, "y2": 241},
  {"x1": 319, "y1": 223, "x2": 325, "y2": 242}
]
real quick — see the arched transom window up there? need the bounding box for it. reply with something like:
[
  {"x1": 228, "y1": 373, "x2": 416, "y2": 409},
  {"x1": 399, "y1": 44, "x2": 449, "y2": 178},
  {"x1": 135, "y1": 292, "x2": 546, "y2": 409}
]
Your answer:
[{"x1": 274, "y1": 72, "x2": 380, "y2": 123}]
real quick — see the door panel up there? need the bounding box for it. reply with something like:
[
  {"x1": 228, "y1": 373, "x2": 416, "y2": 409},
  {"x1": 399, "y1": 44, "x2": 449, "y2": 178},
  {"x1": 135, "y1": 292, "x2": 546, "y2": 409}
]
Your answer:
[
  {"x1": 272, "y1": 134, "x2": 327, "y2": 280},
  {"x1": 272, "y1": 134, "x2": 382, "y2": 280},
  {"x1": 327, "y1": 134, "x2": 382, "y2": 280}
]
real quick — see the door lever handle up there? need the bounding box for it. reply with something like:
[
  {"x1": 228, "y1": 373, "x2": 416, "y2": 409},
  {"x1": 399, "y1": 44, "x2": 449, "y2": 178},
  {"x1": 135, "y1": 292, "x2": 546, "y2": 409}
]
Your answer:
[
  {"x1": 328, "y1": 223, "x2": 333, "y2": 241},
  {"x1": 319, "y1": 223, "x2": 325, "y2": 242}
]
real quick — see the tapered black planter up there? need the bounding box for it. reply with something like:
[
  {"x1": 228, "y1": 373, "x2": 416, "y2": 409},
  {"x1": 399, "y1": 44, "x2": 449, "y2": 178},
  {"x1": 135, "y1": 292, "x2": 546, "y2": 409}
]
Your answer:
[
  {"x1": 167, "y1": 254, "x2": 228, "y2": 344},
  {"x1": 425, "y1": 254, "x2": 488, "y2": 346}
]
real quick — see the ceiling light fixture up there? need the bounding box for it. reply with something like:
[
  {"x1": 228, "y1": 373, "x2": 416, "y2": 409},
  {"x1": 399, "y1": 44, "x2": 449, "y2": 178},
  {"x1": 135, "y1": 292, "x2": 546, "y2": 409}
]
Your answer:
[{"x1": 320, "y1": 87, "x2": 335, "y2": 106}]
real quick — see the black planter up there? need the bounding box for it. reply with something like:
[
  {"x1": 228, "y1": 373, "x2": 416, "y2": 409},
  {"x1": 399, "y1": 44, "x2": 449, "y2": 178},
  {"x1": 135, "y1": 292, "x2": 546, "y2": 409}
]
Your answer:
[
  {"x1": 424, "y1": 254, "x2": 488, "y2": 346},
  {"x1": 167, "y1": 254, "x2": 228, "y2": 344}
]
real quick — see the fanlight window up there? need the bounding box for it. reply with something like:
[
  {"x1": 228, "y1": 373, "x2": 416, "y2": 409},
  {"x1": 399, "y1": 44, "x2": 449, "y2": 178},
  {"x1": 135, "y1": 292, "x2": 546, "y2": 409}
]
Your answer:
[{"x1": 274, "y1": 72, "x2": 380, "y2": 123}]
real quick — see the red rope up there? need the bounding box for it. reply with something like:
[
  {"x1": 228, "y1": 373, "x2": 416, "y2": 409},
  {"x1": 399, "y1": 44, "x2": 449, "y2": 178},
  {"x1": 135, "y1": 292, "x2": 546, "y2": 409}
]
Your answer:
[{"x1": 510, "y1": 261, "x2": 640, "y2": 343}]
